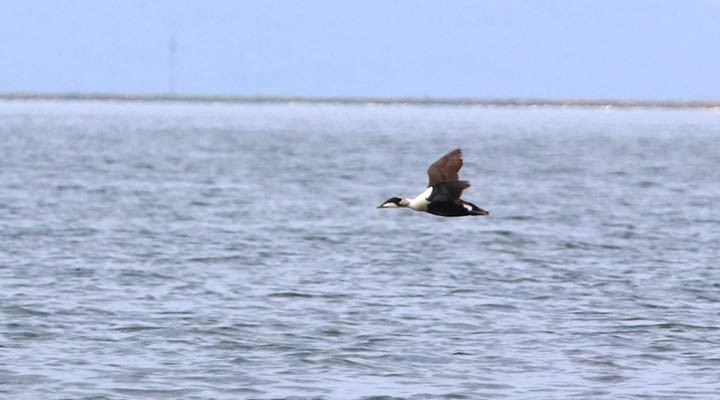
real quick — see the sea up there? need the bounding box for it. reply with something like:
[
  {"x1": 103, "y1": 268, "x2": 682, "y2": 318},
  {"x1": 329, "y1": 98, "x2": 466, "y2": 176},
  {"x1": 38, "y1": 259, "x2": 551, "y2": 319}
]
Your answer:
[{"x1": 1, "y1": 100, "x2": 719, "y2": 399}]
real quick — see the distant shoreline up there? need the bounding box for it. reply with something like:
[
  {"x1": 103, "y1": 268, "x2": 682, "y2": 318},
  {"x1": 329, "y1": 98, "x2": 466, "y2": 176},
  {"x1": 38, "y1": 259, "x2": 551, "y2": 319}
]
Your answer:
[{"x1": 1, "y1": 92, "x2": 720, "y2": 109}]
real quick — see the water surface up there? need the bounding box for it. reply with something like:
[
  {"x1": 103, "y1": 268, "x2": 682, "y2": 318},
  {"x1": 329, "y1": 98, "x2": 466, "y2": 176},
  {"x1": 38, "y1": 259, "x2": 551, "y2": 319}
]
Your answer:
[{"x1": 1, "y1": 101, "x2": 719, "y2": 399}]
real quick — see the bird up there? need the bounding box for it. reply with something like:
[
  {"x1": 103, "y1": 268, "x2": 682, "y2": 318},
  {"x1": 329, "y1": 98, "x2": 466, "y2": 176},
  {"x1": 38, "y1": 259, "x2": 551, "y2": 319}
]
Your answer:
[{"x1": 377, "y1": 148, "x2": 489, "y2": 217}]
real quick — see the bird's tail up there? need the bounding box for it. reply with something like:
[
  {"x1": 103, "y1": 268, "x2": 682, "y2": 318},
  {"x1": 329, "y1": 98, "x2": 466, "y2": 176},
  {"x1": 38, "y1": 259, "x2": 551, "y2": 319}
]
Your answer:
[{"x1": 463, "y1": 200, "x2": 489, "y2": 216}]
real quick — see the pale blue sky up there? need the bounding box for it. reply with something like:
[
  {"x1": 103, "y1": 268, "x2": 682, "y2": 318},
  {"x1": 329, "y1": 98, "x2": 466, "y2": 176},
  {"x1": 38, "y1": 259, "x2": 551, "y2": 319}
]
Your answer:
[{"x1": 2, "y1": 0, "x2": 719, "y2": 99}]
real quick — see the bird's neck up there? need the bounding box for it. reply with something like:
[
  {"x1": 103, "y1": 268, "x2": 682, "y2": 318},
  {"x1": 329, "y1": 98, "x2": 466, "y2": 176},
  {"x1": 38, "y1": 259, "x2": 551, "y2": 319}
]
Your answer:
[{"x1": 407, "y1": 187, "x2": 432, "y2": 212}]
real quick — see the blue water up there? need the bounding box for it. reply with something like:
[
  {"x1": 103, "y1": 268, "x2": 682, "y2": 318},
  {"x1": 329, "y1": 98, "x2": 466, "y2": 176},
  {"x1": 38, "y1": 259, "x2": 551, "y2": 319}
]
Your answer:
[{"x1": 1, "y1": 101, "x2": 719, "y2": 399}]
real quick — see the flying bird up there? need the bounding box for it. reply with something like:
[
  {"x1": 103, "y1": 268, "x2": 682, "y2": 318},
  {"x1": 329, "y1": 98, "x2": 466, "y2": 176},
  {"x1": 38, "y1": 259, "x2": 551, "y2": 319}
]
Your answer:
[{"x1": 377, "y1": 148, "x2": 489, "y2": 217}]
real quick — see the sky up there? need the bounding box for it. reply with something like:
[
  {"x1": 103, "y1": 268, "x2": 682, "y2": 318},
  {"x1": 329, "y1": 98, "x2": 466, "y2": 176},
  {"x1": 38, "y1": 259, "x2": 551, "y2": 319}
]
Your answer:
[{"x1": 1, "y1": 0, "x2": 720, "y2": 100}]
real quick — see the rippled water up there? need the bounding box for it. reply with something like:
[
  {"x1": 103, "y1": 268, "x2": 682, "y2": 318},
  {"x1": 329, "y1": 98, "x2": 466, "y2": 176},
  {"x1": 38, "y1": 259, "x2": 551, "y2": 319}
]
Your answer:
[{"x1": 1, "y1": 101, "x2": 719, "y2": 399}]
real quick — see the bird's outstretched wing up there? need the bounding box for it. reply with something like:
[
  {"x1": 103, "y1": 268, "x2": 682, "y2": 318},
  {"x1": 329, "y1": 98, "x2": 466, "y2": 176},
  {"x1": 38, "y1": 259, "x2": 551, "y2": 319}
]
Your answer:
[{"x1": 427, "y1": 148, "x2": 464, "y2": 187}]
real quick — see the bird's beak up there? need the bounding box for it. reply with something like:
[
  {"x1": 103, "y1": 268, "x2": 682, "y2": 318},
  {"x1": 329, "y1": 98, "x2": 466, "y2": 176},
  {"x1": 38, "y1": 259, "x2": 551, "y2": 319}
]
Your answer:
[{"x1": 377, "y1": 201, "x2": 391, "y2": 208}]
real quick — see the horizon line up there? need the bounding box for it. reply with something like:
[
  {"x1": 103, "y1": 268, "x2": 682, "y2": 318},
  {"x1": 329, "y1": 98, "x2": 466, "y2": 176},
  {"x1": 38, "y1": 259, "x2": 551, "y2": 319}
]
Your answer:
[{"x1": 2, "y1": 91, "x2": 720, "y2": 109}]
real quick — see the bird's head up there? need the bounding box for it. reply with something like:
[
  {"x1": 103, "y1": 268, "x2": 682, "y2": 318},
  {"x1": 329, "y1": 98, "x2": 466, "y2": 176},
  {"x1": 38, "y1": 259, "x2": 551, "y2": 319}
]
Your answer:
[{"x1": 377, "y1": 197, "x2": 409, "y2": 208}]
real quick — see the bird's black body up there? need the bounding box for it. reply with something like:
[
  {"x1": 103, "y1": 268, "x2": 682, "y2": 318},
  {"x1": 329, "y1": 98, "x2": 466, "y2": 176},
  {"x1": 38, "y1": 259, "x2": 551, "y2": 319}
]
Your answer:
[{"x1": 425, "y1": 181, "x2": 486, "y2": 217}]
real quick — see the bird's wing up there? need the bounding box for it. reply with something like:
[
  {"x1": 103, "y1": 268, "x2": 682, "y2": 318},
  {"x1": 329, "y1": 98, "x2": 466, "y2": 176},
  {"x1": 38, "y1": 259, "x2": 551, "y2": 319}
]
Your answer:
[
  {"x1": 427, "y1": 148, "x2": 464, "y2": 187},
  {"x1": 428, "y1": 180, "x2": 470, "y2": 202}
]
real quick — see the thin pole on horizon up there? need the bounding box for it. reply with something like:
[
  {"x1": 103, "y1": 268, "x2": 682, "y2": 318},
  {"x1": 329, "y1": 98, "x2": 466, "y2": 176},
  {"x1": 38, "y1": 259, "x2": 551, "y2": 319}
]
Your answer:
[{"x1": 168, "y1": 35, "x2": 176, "y2": 94}]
